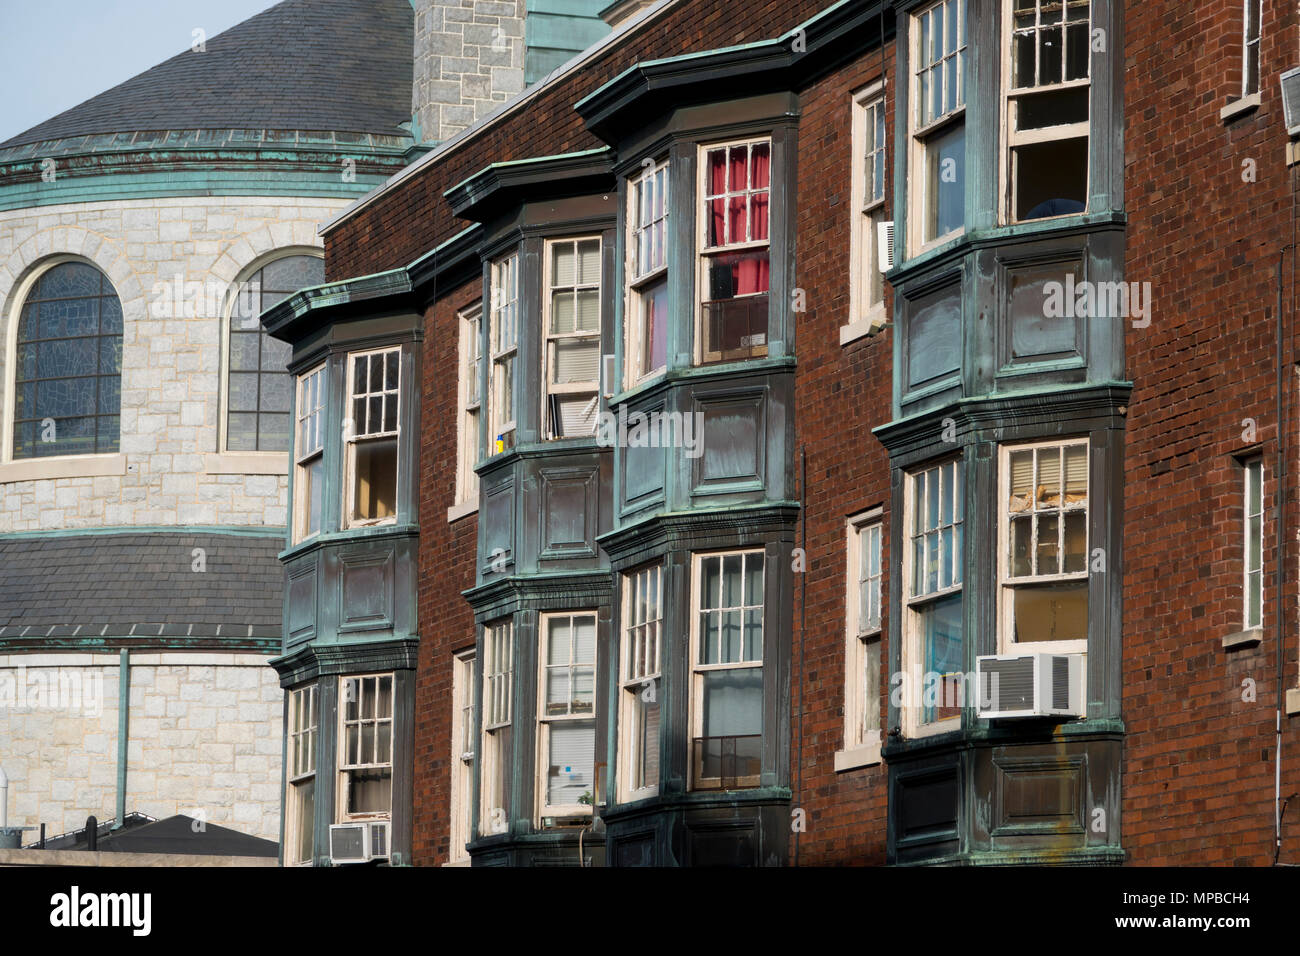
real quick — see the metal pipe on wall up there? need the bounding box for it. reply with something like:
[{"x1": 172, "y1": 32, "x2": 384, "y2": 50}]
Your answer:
[{"x1": 115, "y1": 648, "x2": 129, "y2": 830}]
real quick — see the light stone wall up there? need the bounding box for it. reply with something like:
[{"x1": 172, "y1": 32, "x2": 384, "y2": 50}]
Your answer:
[
  {"x1": 413, "y1": 0, "x2": 526, "y2": 143},
  {"x1": 0, "y1": 195, "x2": 352, "y2": 533},
  {"x1": 0, "y1": 653, "x2": 282, "y2": 842}
]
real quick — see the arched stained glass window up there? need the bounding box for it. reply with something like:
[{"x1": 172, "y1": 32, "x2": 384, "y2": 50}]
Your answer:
[
  {"x1": 13, "y1": 261, "x2": 122, "y2": 459},
  {"x1": 227, "y1": 254, "x2": 325, "y2": 452}
]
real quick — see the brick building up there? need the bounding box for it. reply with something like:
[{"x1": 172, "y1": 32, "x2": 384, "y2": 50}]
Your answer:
[{"x1": 265, "y1": 0, "x2": 1300, "y2": 865}]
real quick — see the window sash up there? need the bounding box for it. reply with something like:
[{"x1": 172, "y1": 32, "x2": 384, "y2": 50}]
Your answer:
[
  {"x1": 288, "y1": 684, "x2": 317, "y2": 781},
  {"x1": 544, "y1": 238, "x2": 602, "y2": 439},
  {"x1": 484, "y1": 619, "x2": 513, "y2": 730},
  {"x1": 1243, "y1": 0, "x2": 1262, "y2": 96},
  {"x1": 1004, "y1": 441, "x2": 1089, "y2": 582},
  {"x1": 295, "y1": 365, "x2": 326, "y2": 464},
  {"x1": 450, "y1": 651, "x2": 475, "y2": 863},
  {"x1": 631, "y1": 162, "x2": 669, "y2": 282},
  {"x1": 700, "y1": 139, "x2": 772, "y2": 251},
  {"x1": 456, "y1": 304, "x2": 483, "y2": 504},
  {"x1": 346, "y1": 348, "x2": 400, "y2": 441},
  {"x1": 913, "y1": 0, "x2": 967, "y2": 130},
  {"x1": 1245, "y1": 458, "x2": 1264, "y2": 629}
]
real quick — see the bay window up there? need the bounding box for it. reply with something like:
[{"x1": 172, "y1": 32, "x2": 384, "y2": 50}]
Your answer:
[
  {"x1": 698, "y1": 138, "x2": 771, "y2": 364},
  {"x1": 338, "y1": 674, "x2": 393, "y2": 819},
  {"x1": 909, "y1": 0, "x2": 966, "y2": 252},
  {"x1": 691, "y1": 550, "x2": 764, "y2": 790},
  {"x1": 344, "y1": 348, "x2": 399, "y2": 527},
  {"x1": 1005, "y1": 0, "x2": 1090, "y2": 222},
  {"x1": 626, "y1": 160, "x2": 669, "y2": 386},
  {"x1": 1000, "y1": 440, "x2": 1088, "y2": 652},
  {"x1": 544, "y1": 238, "x2": 601, "y2": 438},
  {"x1": 479, "y1": 618, "x2": 513, "y2": 835},
  {"x1": 488, "y1": 253, "x2": 519, "y2": 453},
  {"x1": 537, "y1": 613, "x2": 597, "y2": 823},
  {"x1": 293, "y1": 364, "x2": 325, "y2": 542},
  {"x1": 286, "y1": 683, "x2": 317, "y2": 865},
  {"x1": 619, "y1": 563, "x2": 663, "y2": 801}
]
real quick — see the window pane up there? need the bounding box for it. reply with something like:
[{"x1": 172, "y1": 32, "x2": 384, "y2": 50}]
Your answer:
[
  {"x1": 546, "y1": 719, "x2": 594, "y2": 807},
  {"x1": 701, "y1": 667, "x2": 763, "y2": 738},
  {"x1": 921, "y1": 592, "x2": 963, "y2": 723},
  {"x1": 1012, "y1": 582, "x2": 1087, "y2": 642},
  {"x1": 352, "y1": 437, "x2": 397, "y2": 521},
  {"x1": 926, "y1": 122, "x2": 965, "y2": 240}
]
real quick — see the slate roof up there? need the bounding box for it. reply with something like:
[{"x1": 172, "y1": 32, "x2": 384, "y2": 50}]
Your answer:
[
  {"x1": 0, "y1": 0, "x2": 414, "y2": 150},
  {"x1": 36, "y1": 813, "x2": 278, "y2": 857},
  {"x1": 0, "y1": 531, "x2": 283, "y2": 648}
]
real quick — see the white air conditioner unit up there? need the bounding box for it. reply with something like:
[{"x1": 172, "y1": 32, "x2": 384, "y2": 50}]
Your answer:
[
  {"x1": 1281, "y1": 66, "x2": 1300, "y2": 136},
  {"x1": 329, "y1": 821, "x2": 390, "y2": 864},
  {"x1": 976, "y1": 653, "x2": 1084, "y2": 719},
  {"x1": 877, "y1": 220, "x2": 896, "y2": 272}
]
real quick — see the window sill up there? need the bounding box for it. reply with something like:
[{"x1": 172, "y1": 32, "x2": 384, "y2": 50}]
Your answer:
[
  {"x1": 1287, "y1": 688, "x2": 1300, "y2": 717},
  {"x1": 1222, "y1": 627, "x2": 1262, "y2": 650},
  {"x1": 840, "y1": 308, "x2": 888, "y2": 345},
  {"x1": 446, "y1": 498, "x2": 478, "y2": 524},
  {"x1": 834, "y1": 736, "x2": 882, "y2": 772},
  {"x1": 1220, "y1": 93, "x2": 1261, "y2": 123},
  {"x1": 203, "y1": 452, "x2": 289, "y2": 476},
  {"x1": 0, "y1": 453, "x2": 127, "y2": 484}
]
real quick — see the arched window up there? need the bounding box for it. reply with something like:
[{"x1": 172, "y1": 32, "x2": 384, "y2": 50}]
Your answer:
[
  {"x1": 226, "y1": 254, "x2": 325, "y2": 452},
  {"x1": 13, "y1": 260, "x2": 122, "y2": 459}
]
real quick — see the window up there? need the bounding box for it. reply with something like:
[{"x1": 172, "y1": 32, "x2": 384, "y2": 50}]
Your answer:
[
  {"x1": 449, "y1": 650, "x2": 475, "y2": 864},
  {"x1": 691, "y1": 550, "x2": 764, "y2": 790},
  {"x1": 903, "y1": 459, "x2": 964, "y2": 734},
  {"x1": 1000, "y1": 440, "x2": 1089, "y2": 653},
  {"x1": 479, "y1": 618, "x2": 513, "y2": 835},
  {"x1": 286, "y1": 683, "x2": 317, "y2": 865},
  {"x1": 849, "y1": 86, "x2": 889, "y2": 331},
  {"x1": 455, "y1": 302, "x2": 483, "y2": 510},
  {"x1": 338, "y1": 674, "x2": 393, "y2": 819},
  {"x1": 625, "y1": 160, "x2": 669, "y2": 386},
  {"x1": 619, "y1": 563, "x2": 662, "y2": 801},
  {"x1": 537, "y1": 613, "x2": 596, "y2": 823},
  {"x1": 840, "y1": 512, "x2": 883, "y2": 767},
  {"x1": 1244, "y1": 456, "x2": 1263, "y2": 630},
  {"x1": 698, "y1": 138, "x2": 771, "y2": 364},
  {"x1": 344, "y1": 347, "x2": 399, "y2": 527},
  {"x1": 293, "y1": 364, "x2": 326, "y2": 542},
  {"x1": 488, "y1": 254, "x2": 519, "y2": 453},
  {"x1": 1242, "y1": 0, "x2": 1262, "y2": 98},
  {"x1": 1005, "y1": 0, "x2": 1090, "y2": 223},
  {"x1": 544, "y1": 239, "x2": 601, "y2": 438},
  {"x1": 909, "y1": 0, "x2": 967, "y2": 251},
  {"x1": 12, "y1": 260, "x2": 122, "y2": 459},
  {"x1": 226, "y1": 254, "x2": 324, "y2": 451}
]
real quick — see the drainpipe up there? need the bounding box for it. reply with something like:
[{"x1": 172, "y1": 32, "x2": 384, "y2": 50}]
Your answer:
[{"x1": 114, "y1": 648, "x2": 129, "y2": 830}]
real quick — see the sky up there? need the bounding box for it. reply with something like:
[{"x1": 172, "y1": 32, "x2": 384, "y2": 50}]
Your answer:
[{"x1": 0, "y1": 0, "x2": 282, "y2": 143}]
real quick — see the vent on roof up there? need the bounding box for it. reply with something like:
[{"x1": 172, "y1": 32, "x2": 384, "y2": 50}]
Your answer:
[{"x1": 1281, "y1": 67, "x2": 1300, "y2": 136}]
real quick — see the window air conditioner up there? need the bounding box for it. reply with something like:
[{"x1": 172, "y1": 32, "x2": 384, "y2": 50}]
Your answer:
[
  {"x1": 329, "y1": 821, "x2": 390, "y2": 864},
  {"x1": 976, "y1": 653, "x2": 1084, "y2": 719}
]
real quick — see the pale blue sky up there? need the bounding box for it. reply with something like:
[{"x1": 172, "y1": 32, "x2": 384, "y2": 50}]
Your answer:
[{"x1": 0, "y1": 0, "x2": 281, "y2": 142}]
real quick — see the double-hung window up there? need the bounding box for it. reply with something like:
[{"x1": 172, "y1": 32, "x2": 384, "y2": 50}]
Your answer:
[
  {"x1": 449, "y1": 650, "x2": 475, "y2": 864},
  {"x1": 338, "y1": 674, "x2": 393, "y2": 819},
  {"x1": 479, "y1": 618, "x2": 513, "y2": 835},
  {"x1": 344, "y1": 348, "x2": 399, "y2": 527},
  {"x1": 1000, "y1": 440, "x2": 1089, "y2": 652},
  {"x1": 850, "y1": 87, "x2": 889, "y2": 330},
  {"x1": 840, "y1": 512, "x2": 883, "y2": 767},
  {"x1": 619, "y1": 563, "x2": 662, "y2": 801},
  {"x1": 488, "y1": 254, "x2": 519, "y2": 454},
  {"x1": 1005, "y1": 0, "x2": 1091, "y2": 222},
  {"x1": 293, "y1": 364, "x2": 325, "y2": 542},
  {"x1": 455, "y1": 303, "x2": 483, "y2": 510},
  {"x1": 691, "y1": 550, "x2": 764, "y2": 790},
  {"x1": 698, "y1": 138, "x2": 771, "y2": 364},
  {"x1": 903, "y1": 459, "x2": 964, "y2": 735},
  {"x1": 537, "y1": 613, "x2": 596, "y2": 823},
  {"x1": 1242, "y1": 0, "x2": 1262, "y2": 98},
  {"x1": 544, "y1": 238, "x2": 601, "y2": 438},
  {"x1": 910, "y1": 0, "x2": 967, "y2": 252},
  {"x1": 626, "y1": 160, "x2": 669, "y2": 386},
  {"x1": 1244, "y1": 457, "x2": 1263, "y2": 630},
  {"x1": 286, "y1": 683, "x2": 317, "y2": 865}
]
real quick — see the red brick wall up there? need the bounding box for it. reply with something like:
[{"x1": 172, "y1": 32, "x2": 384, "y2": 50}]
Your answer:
[{"x1": 1122, "y1": 0, "x2": 1300, "y2": 865}]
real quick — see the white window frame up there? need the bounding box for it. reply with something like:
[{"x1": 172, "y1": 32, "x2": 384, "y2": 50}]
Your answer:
[
  {"x1": 488, "y1": 254, "x2": 519, "y2": 454},
  {"x1": 689, "y1": 549, "x2": 765, "y2": 791},
  {"x1": 908, "y1": 0, "x2": 967, "y2": 256},
  {"x1": 846, "y1": 81, "x2": 889, "y2": 343},
  {"x1": 452, "y1": 302, "x2": 483, "y2": 519},
  {"x1": 336, "y1": 673, "x2": 394, "y2": 822},
  {"x1": 292, "y1": 363, "x2": 326, "y2": 543},
  {"x1": 479, "y1": 618, "x2": 514, "y2": 836},
  {"x1": 286, "y1": 683, "x2": 318, "y2": 866},
  {"x1": 1001, "y1": 0, "x2": 1091, "y2": 225},
  {"x1": 1242, "y1": 0, "x2": 1262, "y2": 98},
  {"x1": 837, "y1": 510, "x2": 883, "y2": 771},
  {"x1": 695, "y1": 136, "x2": 772, "y2": 365},
  {"x1": 998, "y1": 438, "x2": 1090, "y2": 657},
  {"x1": 343, "y1": 346, "x2": 400, "y2": 529},
  {"x1": 618, "y1": 562, "x2": 663, "y2": 803},
  {"x1": 901, "y1": 458, "x2": 964, "y2": 738},
  {"x1": 536, "y1": 611, "x2": 598, "y2": 824},
  {"x1": 448, "y1": 649, "x2": 475, "y2": 865},
  {"x1": 542, "y1": 237, "x2": 602, "y2": 439},
  {"x1": 1244, "y1": 456, "x2": 1264, "y2": 630},
  {"x1": 624, "y1": 159, "x2": 670, "y2": 388}
]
